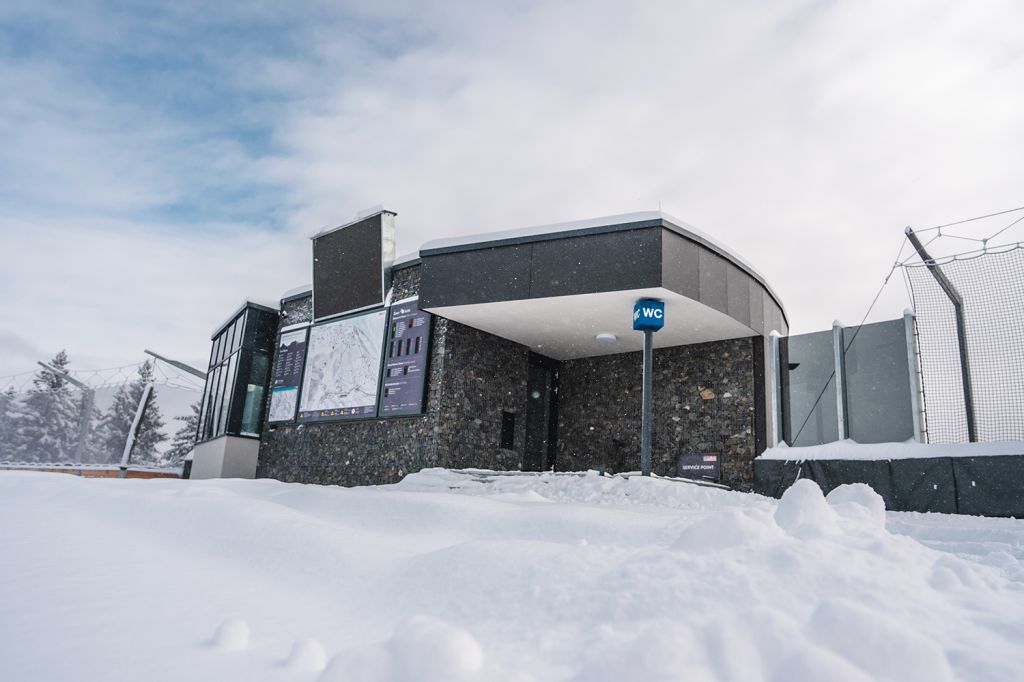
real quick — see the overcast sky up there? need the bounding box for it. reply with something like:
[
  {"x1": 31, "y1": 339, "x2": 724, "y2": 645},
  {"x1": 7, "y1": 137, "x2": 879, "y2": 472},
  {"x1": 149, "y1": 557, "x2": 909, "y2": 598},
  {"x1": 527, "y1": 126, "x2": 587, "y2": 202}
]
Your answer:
[{"x1": 1, "y1": 0, "x2": 1022, "y2": 377}]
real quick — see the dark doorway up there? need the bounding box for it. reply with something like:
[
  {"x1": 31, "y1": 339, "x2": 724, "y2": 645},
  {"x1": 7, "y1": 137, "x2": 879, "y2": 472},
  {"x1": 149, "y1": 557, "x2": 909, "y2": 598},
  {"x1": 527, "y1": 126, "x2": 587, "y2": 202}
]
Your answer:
[{"x1": 524, "y1": 352, "x2": 560, "y2": 471}]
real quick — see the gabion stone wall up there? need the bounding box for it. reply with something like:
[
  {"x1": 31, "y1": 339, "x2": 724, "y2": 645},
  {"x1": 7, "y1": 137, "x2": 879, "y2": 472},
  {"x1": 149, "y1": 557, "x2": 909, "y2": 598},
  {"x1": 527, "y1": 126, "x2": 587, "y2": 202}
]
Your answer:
[
  {"x1": 258, "y1": 263, "x2": 765, "y2": 490},
  {"x1": 256, "y1": 264, "x2": 534, "y2": 486},
  {"x1": 556, "y1": 337, "x2": 761, "y2": 490}
]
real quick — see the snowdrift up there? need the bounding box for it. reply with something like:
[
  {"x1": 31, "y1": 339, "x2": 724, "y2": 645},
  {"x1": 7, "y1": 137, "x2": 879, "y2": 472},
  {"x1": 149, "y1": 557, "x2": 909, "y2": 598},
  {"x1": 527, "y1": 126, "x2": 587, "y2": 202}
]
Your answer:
[{"x1": 0, "y1": 469, "x2": 1022, "y2": 681}]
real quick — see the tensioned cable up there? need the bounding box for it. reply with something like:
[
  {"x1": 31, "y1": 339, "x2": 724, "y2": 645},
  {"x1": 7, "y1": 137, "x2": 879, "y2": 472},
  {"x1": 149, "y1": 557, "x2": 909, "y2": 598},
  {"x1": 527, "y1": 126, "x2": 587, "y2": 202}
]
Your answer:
[
  {"x1": 791, "y1": 237, "x2": 906, "y2": 443},
  {"x1": 917, "y1": 205, "x2": 1024, "y2": 232}
]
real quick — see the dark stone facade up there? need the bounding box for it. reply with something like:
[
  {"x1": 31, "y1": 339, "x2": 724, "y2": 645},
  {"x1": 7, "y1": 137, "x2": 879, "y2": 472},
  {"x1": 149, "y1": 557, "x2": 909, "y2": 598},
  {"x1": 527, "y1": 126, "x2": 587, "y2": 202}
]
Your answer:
[
  {"x1": 256, "y1": 263, "x2": 765, "y2": 490},
  {"x1": 556, "y1": 337, "x2": 759, "y2": 490},
  {"x1": 257, "y1": 264, "x2": 533, "y2": 486}
]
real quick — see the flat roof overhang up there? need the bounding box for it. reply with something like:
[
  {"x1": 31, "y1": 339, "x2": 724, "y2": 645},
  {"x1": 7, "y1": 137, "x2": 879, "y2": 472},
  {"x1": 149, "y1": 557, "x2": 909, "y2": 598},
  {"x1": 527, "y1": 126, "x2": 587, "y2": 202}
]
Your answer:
[{"x1": 418, "y1": 212, "x2": 788, "y2": 361}]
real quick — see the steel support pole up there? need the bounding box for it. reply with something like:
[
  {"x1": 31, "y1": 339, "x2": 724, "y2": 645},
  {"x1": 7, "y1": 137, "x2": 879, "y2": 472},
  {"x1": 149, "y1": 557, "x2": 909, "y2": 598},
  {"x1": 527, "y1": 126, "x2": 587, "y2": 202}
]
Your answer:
[
  {"x1": 641, "y1": 329, "x2": 653, "y2": 476},
  {"x1": 120, "y1": 382, "x2": 155, "y2": 479},
  {"x1": 768, "y1": 332, "x2": 783, "y2": 447},
  {"x1": 905, "y1": 227, "x2": 977, "y2": 442},
  {"x1": 832, "y1": 321, "x2": 849, "y2": 441},
  {"x1": 903, "y1": 309, "x2": 925, "y2": 442}
]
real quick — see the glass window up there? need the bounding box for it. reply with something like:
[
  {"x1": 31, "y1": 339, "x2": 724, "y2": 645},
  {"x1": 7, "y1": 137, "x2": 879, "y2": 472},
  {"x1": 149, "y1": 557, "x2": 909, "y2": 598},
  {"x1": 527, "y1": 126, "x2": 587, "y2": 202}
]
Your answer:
[
  {"x1": 210, "y1": 335, "x2": 222, "y2": 368},
  {"x1": 231, "y1": 314, "x2": 245, "y2": 353},
  {"x1": 240, "y1": 352, "x2": 270, "y2": 434},
  {"x1": 212, "y1": 363, "x2": 228, "y2": 437},
  {"x1": 217, "y1": 354, "x2": 238, "y2": 437}
]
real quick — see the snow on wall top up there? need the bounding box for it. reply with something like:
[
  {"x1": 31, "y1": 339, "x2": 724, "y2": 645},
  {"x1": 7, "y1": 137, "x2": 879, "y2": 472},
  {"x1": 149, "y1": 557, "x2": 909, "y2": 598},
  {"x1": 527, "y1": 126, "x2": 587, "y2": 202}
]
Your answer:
[
  {"x1": 280, "y1": 284, "x2": 313, "y2": 301},
  {"x1": 211, "y1": 299, "x2": 280, "y2": 339},
  {"x1": 758, "y1": 438, "x2": 1024, "y2": 461},
  {"x1": 308, "y1": 206, "x2": 396, "y2": 240}
]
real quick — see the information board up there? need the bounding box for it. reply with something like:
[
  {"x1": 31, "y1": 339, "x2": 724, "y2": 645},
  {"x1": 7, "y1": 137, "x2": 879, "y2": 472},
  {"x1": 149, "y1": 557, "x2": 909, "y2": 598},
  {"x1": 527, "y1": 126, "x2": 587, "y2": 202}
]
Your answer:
[
  {"x1": 298, "y1": 309, "x2": 387, "y2": 421},
  {"x1": 677, "y1": 453, "x2": 721, "y2": 481},
  {"x1": 379, "y1": 301, "x2": 431, "y2": 416},
  {"x1": 268, "y1": 328, "x2": 308, "y2": 423}
]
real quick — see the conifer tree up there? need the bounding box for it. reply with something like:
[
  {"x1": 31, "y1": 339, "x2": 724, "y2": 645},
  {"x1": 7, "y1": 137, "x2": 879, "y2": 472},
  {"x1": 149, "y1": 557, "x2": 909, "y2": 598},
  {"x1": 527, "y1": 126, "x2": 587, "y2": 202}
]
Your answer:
[
  {"x1": 0, "y1": 387, "x2": 21, "y2": 459},
  {"x1": 161, "y1": 400, "x2": 200, "y2": 467},
  {"x1": 13, "y1": 351, "x2": 81, "y2": 463},
  {"x1": 94, "y1": 361, "x2": 166, "y2": 465}
]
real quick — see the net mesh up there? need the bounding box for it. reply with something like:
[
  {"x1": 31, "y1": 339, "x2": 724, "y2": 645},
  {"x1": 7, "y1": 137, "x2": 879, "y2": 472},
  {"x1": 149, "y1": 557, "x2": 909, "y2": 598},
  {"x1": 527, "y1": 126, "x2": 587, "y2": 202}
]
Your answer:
[
  {"x1": 0, "y1": 360, "x2": 202, "y2": 467},
  {"x1": 904, "y1": 244, "x2": 1024, "y2": 443}
]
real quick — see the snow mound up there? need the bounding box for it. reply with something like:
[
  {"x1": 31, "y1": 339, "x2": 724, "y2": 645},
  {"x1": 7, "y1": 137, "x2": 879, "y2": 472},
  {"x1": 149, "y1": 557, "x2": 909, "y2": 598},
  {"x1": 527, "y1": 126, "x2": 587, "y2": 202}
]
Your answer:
[
  {"x1": 771, "y1": 647, "x2": 873, "y2": 682},
  {"x1": 212, "y1": 618, "x2": 250, "y2": 652},
  {"x1": 809, "y1": 599, "x2": 953, "y2": 682},
  {"x1": 774, "y1": 479, "x2": 840, "y2": 539},
  {"x1": 320, "y1": 616, "x2": 483, "y2": 682},
  {"x1": 673, "y1": 508, "x2": 781, "y2": 551},
  {"x1": 826, "y1": 483, "x2": 887, "y2": 532},
  {"x1": 286, "y1": 638, "x2": 327, "y2": 672}
]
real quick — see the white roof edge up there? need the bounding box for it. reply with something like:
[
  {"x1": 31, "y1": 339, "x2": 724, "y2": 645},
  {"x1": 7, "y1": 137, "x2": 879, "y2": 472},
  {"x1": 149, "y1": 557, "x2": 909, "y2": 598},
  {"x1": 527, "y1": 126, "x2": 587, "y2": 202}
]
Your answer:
[
  {"x1": 419, "y1": 210, "x2": 666, "y2": 252},
  {"x1": 281, "y1": 284, "x2": 313, "y2": 300},
  {"x1": 419, "y1": 210, "x2": 786, "y2": 321},
  {"x1": 393, "y1": 251, "x2": 420, "y2": 267},
  {"x1": 211, "y1": 298, "x2": 280, "y2": 338},
  {"x1": 309, "y1": 206, "x2": 397, "y2": 240}
]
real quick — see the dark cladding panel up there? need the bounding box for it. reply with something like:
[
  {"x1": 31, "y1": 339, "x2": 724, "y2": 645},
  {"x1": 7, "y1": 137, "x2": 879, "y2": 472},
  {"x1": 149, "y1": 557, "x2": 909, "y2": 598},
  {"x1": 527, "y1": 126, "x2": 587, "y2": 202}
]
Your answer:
[
  {"x1": 419, "y1": 244, "x2": 532, "y2": 308},
  {"x1": 661, "y1": 230, "x2": 700, "y2": 299},
  {"x1": 529, "y1": 228, "x2": 661, "y2": 298},
  {"x1": 313, "y1": 213, "x2": 394, "y2": 320},
  {"x1": 748, "y1": 281, "x2": 765, "y2": 335},
  {"x1": 698, "y1": 249, "x2": 729, "y2": 314},
  {"x1": 726, "y1": 262, "x2": 752, "y2": 328}
]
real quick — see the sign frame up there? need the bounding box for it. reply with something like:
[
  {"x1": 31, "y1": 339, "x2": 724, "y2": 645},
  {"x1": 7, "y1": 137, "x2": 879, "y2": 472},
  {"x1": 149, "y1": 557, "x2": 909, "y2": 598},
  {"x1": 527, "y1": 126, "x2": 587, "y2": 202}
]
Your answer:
[{"x1": 296, "y1": 306, "x2": 390, "y2": 423}]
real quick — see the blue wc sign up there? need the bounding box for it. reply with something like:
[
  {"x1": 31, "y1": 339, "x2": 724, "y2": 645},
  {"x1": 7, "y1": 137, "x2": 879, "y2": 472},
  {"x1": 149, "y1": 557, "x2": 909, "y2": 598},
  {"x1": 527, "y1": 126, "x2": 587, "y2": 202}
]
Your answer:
[{"x1": 633, "y1": 299, "x2": 665, "y2": 332}]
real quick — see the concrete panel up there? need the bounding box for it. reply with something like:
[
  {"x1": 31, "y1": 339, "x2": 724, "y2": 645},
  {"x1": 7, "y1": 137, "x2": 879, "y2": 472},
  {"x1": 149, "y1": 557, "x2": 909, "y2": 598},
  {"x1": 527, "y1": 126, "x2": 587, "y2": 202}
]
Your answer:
[
  {"x1": 698, "y1": 249, "x2": 729, "y2": 314},
  {"x1": 844, "y1": 319, "x2": 914, "y2": 444},
  {"x1": 191, "y1": 436, "x2": 259, "y2": 479},
  {"x1": 726, "y1": 263, "x2": 752, "y2": 328},
  {"x1": 748, "y1": 282, "x2": 765, "y2": 335},
  {"x1": 661, "y1": 230, "x2": 700, "y2": 300}
]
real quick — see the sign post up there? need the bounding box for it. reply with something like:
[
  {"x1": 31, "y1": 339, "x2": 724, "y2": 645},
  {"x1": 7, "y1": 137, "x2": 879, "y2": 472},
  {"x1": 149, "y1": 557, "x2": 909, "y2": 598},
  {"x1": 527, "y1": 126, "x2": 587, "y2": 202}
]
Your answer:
[{"x1": 633, "y1": 299, "x2": 665, "y2": 476}]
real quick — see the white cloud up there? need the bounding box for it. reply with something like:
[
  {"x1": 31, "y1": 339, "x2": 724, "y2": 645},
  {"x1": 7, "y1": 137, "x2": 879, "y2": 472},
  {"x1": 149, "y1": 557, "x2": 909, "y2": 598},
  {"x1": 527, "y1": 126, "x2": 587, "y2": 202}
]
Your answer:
[{"x1": 2, "y1": 0, "x2": 1023, "y2": 377}]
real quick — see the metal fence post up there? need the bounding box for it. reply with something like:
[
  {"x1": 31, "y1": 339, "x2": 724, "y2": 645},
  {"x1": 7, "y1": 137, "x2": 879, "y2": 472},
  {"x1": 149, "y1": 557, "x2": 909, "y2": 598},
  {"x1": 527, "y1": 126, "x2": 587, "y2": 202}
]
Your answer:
[
  {"x1": 769, "y1": 331, "x2": 783, "y2": 447},
  {"x1": 903, "y1": 309, "x2": 925, "y2": 442},
  {"x1": 905, "y1": 227, "x2": 976, "y2": 442},
  {"x1": 120, "y1": 382, "x2": 155, "y2": 479},
  {"x1": 832, "y1": 321, "x2": 848, "y2": 441}
]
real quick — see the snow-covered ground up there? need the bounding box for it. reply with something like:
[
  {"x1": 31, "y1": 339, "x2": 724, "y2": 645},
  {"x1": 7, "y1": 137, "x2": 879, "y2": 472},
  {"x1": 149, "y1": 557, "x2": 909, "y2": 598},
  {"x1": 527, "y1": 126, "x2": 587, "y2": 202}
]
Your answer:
[{"x1": 1, "y1": 469, "x2": 1022, "y2": 682}]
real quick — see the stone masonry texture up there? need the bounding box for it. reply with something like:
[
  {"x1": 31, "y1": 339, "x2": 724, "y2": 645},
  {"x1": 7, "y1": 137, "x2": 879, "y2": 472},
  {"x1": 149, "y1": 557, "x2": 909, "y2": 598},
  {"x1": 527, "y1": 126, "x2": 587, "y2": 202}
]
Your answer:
[
  {"x1": 257, "y1": 263, "x2": 762, "y2": 490},
  {"x1": 556, "y1": 337, "x2": 759, "y2": 490}
]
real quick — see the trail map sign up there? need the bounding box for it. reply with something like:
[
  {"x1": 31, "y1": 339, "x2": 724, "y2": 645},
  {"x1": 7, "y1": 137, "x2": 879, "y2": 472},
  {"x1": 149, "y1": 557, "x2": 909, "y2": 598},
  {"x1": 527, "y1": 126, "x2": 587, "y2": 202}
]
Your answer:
[
  {"x1": 268, "y1": 328, "x2": 308, "y2": 423},
  {"x1": 380, "y1": 301, "x2": 431, "y2": 416},
  {"x1": 298, "y1": 309, "x2": 387, "y2": 421}
]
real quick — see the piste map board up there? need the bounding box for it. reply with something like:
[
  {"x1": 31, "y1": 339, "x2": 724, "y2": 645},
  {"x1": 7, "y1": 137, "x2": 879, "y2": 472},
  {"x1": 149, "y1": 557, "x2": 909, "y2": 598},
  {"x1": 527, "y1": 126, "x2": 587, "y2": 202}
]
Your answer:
[
  {"x1": 298, "y1": 309, "x2": 387, "y2": 422},
  {"x1": 267, "y1": 328, "x2": 308, "y2": 423},
  {"x1": 379, "y1": 300, "x2": 432, "y2": 416}
]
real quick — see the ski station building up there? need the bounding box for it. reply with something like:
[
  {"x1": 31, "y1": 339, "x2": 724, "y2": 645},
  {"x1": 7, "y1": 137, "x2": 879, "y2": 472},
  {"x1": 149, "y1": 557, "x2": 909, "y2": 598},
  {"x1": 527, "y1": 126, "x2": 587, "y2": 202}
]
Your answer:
[{"x1": 190, "y1": 209, "x2": 789, "y2": 490}]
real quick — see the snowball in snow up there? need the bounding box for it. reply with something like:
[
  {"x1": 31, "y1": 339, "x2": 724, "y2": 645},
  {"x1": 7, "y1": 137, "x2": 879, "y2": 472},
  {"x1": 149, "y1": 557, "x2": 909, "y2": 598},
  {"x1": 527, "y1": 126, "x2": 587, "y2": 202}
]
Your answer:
[
  {"x1": 825, "y1": 483, "x2": 887, "y2": 532},
  {"x1": 286, "y1": 638, "x2": 327, "y2": 672},
  {"x1": 319, "y1": 615, "x2": 483, "y2": 682},
  {"x1": 391, "y1": 615, "x2": 483, "y2": 678},
  {"x1": 212, "y1": 618, "x2": 250, "y2": 651},
  {"x1": 774, "y1": 479, "x2": 840, "y2": 539}
]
